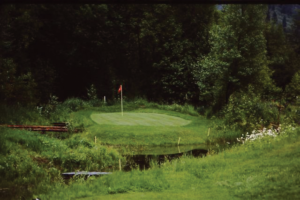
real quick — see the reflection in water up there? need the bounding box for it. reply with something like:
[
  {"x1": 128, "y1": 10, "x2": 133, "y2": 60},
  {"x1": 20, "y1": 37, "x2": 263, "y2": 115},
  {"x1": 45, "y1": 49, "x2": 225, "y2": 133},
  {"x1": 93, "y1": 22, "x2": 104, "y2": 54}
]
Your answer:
[
  {"x1": 102, "y1": 143, "x2": 229, "y2": 172},
  {"x1": 123, "y1": 148, "x2": 208, "y2": 171},
  {"x1": 112, "y1": 146, "x2": 208, "y2": 172},
  {"x1": 115, "y1": 144, "x2": 209, "y2": 155}
]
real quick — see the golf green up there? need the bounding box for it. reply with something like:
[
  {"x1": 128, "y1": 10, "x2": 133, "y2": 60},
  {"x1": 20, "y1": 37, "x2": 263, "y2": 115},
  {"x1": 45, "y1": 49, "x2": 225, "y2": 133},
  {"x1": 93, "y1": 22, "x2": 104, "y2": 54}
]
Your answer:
[{"x1": 90, "y1": 113, "x2": 191, "y2": 126}]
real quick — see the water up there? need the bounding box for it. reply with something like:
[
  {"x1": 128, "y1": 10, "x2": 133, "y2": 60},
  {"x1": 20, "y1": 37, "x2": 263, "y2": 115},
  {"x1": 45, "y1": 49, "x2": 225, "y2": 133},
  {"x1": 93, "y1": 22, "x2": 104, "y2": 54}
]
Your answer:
[{"x1": 103, "y1": 144, "x2": 210, "y2": 171}]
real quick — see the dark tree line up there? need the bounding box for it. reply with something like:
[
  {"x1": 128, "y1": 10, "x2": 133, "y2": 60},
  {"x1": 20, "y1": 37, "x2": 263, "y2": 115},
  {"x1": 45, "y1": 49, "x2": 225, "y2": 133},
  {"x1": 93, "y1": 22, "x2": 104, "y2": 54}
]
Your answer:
[{"x1": 1, "y1": 4, "x2": 300, "y2": 110}]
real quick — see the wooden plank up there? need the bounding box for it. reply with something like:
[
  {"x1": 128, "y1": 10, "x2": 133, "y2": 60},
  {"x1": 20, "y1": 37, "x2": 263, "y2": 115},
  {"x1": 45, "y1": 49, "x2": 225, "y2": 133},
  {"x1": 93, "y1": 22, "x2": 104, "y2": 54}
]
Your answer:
[{"x1": 2, "y1": 124, "x2": 79, "y2": 133}]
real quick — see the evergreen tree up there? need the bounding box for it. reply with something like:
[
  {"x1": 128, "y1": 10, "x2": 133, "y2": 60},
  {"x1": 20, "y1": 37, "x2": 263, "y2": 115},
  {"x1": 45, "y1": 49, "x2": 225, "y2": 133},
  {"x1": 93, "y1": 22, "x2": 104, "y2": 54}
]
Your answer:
[
  {"x1": 266, "y1": 9, "x2": 271, "y2": 21},
  {"x1": 272, "y1": 11, "x2": 278, "y2": 24},
  {"x1": 290, "y1": 9, "x2": 300, "y2": 54},
  {"x1": 283, "y1": 16, "x2": 287, "y2": 30}
]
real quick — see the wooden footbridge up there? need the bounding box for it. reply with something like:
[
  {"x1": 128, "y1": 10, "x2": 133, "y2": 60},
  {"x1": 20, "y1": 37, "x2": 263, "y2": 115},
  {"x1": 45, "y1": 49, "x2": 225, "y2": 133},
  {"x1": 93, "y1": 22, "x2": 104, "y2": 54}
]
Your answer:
[{"x1": 1, "y1": 122, "x2": 79, "y2": 133}]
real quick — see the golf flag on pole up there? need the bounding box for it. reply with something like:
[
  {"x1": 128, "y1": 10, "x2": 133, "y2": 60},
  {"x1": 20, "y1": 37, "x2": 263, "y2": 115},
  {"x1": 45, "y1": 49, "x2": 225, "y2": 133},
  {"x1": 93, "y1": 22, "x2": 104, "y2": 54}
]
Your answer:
[{"x1": 118, "y1": 85, "x2": 123, "y2": 116}]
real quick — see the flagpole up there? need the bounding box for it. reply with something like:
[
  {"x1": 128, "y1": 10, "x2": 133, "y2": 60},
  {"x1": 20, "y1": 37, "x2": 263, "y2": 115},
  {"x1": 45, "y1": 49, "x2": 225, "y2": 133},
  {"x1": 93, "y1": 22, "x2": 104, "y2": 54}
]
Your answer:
[{"x1": 121, "y1": 85, "x2": 123, "y2": 116}]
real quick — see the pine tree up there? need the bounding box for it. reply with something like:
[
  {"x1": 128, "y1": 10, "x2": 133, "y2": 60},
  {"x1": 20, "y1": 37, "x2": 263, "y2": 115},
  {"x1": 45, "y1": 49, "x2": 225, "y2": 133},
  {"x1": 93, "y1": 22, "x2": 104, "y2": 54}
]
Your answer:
[
  {"x1": 266, "y1": 10, "x2": 271, "y2": 21},
  {"x1": 272, "y1": 12, "x2": 278, "y2": 24},
  {"x1": 283, "y1": 16, "x2": 287, "y2": 30}
]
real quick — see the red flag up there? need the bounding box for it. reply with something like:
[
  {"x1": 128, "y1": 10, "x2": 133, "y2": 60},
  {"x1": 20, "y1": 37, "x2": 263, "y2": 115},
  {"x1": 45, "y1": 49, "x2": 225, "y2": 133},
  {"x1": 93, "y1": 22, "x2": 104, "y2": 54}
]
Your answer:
[{"x1": 118, "y1": 85, "x2": 122, "y2": 93}]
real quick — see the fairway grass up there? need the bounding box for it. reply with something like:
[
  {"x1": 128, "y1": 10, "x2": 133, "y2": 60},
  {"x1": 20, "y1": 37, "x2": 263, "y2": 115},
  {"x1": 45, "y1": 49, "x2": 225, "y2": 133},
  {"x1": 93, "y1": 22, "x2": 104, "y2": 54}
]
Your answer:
[
  {"x1": 90, "y1": 113, "x2": 191, "y2": 126},
  {"x1": 73, "y1": 108, "x2": 211, "y2": 146}
]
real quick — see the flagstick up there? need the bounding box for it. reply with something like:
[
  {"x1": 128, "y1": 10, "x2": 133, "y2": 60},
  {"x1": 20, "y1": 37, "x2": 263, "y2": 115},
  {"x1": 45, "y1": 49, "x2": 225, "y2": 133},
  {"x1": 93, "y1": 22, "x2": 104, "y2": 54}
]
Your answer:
[{"x1": 121, "y1": 85, "x2": 123, "y2": 116}]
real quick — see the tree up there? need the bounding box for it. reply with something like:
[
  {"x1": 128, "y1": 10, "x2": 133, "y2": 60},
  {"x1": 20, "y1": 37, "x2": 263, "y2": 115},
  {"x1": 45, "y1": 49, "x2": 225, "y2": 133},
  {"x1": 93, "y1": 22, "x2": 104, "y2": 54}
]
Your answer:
[
  {"x1": 266, "y1": 9, "x2": 271, "y2": 22},
  {"x1": 290, "y1": 9, "x2": 300, "y2": 54},
  {"x1": 286, "y1": 71, "x2": 300, "y2": 101},
  {"x1": 272, "y1": 11, "x2": 278, "y2": 24},
  {"x1": 194, "y1": 5, "x2": 269, "y2": 111},
  {"x1": 270, "y1": 5, "x2": 275, "y2": 11},
  {"x1": 281, "y1": 5, "x2": 293, "y2": 15},
  {"x1": 149, "y1": 4, "x2": 216, "y2": 104},
  {"x1": 0, "y1": 5, "x2": 39, "y2": 105},
  {"x1": 283, "y1": 15, "x2": 287, "y2": 30}
]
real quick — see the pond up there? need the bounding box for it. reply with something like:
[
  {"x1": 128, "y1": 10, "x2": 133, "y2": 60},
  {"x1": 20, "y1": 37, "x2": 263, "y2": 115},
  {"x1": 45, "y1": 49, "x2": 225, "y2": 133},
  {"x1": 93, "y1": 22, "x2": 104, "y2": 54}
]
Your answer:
[{"x1": 103, "y1": 144, "x2": 211, "y2": 172}]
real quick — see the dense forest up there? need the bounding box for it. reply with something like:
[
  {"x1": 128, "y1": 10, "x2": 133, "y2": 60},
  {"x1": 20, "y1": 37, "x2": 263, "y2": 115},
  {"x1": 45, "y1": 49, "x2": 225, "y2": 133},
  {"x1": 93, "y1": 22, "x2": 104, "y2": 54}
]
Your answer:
[{"x1": 1, "y1": 4, "x2": 300, "y2": 111}]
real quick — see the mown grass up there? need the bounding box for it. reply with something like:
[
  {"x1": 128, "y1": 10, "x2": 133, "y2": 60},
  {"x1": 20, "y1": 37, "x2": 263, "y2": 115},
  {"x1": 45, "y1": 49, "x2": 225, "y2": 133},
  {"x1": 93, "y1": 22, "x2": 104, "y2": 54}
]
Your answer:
[
  {"x1": 40, "y1": 127, "x2": 300, "y2": 200},
  {"x1": 71, "y1": 108, "x2": 211, "y2": 146},
  {"x1": 90, "y1": 113, "x2": 191, "y2": 126}
]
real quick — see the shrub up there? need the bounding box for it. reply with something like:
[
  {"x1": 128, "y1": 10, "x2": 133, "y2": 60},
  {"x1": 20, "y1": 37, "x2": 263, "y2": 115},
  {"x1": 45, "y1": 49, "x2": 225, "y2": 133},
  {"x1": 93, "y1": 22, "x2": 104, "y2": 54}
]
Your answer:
[
  {"x1": 66, "y1": 135, "x2": 94, "y2": 149},
  {"x1": 87, "y1": 84, "x2": 97, "y2": 100},
  {"x1": 158, "y1": 103, "x2": 199, "y2": 116},
  {"x1": 222, "y1": 87, "x2": 278, "y2": 132},
  {"x1": 285, "y1": 70, "x2": 300, "y2": 102},
  {"x1": 0, "y1": 129, "x2": 8, "y2": 155},
  {"x1": 62, "y1": 98, "x2": 89, "y2": 111}
]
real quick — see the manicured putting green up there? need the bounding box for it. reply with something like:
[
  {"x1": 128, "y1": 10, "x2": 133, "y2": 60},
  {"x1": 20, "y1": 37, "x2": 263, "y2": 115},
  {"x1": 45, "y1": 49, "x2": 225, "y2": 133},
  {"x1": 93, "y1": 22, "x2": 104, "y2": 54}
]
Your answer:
[{"x1": 90, "y1": 113, "x2": 191, "y2": 126}]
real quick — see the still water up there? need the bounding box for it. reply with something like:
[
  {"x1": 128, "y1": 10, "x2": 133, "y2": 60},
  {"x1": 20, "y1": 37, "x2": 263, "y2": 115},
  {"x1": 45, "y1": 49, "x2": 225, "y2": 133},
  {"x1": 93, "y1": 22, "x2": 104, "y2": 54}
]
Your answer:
[{"x1": 103, "y1": 144, "x2": 210, "y2": 171}]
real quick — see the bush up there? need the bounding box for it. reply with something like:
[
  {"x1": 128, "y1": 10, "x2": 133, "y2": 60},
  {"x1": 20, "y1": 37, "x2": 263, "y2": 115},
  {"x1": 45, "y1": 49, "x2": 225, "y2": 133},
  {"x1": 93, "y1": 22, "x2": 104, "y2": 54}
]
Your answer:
[
  {"x1": 87, "y1": 84, "x2": 97, "y2": 100},
  {"x1": 286, "y1": 70, "x2": 300, "y2": 102},
  {"x1": 282, "y1": 104, "x2": 300, "y2": 125},
  {"x1": 0, "y1": 129, "x2": 8, "y2": 155},
  {"x1": 222, "y1": 88, "x2": 278, "y2": 132},
  {"x1": 0, "y1": 104, "x2": 46, "y2": 125},
  {"x1": 66, "y1": 135, "x2": 94, "y2": 149},
  {"x1": 158, "y1": 103, "x2": 199, "y2": 116},
  {"x1": 62, "y1": 98, "x2": 89, "y2": 111}
]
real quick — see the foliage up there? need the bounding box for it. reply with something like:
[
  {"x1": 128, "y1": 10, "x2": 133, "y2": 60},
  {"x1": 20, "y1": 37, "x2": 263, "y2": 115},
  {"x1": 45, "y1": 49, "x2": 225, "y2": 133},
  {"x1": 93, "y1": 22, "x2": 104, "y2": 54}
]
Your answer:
[
  {"x1": 158, "y1": 103, "x2": 199, "y2": 116},
  {"x1": 265, "y1": 22, "x2": 298, "y2": 92},
  {"x1": 0, "y1": 127, "x2": 121, "y2": 199},
  {"x1": 194, "y1": 5, "x2": 269, "y2": 111},
  {"x1": 87, "y1": 84, "x2": 97, "y2": 100},
  {"x1": 285, "y1": 70, "x2": 300, "y2": 101},
  {"x1": 0, "y1": 58, "x2": 38, "y2": 105},
  {"x1": 0, "y1": 4, "x2": 299, "y2": 112},
  {"x1": 0, "y1": 4, "x2": 217, "y2": 104},
  {"x1": 221, "y1": 86, "x2": 279, "y2": 132},
  {"x1": 0, "y1": 131, "x2": 8, "y2": 155},
  {"x1": 282, "y1": 104, "x2": 300, "y2": 125},
  {"x1": 43, "y1": 94, "x2": 59, "y2": 117},
  {"x1": 61, "y1": 98, "x2": 90, "y2": 112},
  {"x1": 149, "y1": 5, "x2": 215, "y2": 104},
  {"x1": 290, "y1": 8, "x2": 300, "y2": 54}
]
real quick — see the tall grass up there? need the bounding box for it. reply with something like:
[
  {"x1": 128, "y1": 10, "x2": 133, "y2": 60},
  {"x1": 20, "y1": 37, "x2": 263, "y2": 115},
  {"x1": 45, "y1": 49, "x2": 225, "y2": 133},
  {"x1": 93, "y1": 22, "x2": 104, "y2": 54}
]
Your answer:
[{"x1": 0, "y1": 128, "x2": 121, "y2": 199}]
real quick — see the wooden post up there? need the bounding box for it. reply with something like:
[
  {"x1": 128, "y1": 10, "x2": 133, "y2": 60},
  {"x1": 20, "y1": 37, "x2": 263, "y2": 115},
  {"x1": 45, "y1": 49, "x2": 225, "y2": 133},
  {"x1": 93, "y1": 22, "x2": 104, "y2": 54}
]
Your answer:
[
  {"x1": 104, "y1": 96, "x2": 106, "y2": 104},
  {"x1": 207, "y1": 128, "x2": 210, "y2": 136},
  {"x1": 119, "y1": 159, "x2": 122, "y2": 171},
  {"x1": 94, "y1": 136, "x2": 96, "y2": 144},
  {"x1": 177, "y1": 137, "x2": 181, "y2": 146}
]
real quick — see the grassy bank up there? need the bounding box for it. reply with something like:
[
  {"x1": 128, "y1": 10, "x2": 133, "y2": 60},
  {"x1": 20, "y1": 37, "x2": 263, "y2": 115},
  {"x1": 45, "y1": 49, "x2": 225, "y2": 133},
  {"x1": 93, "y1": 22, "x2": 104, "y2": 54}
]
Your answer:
[
  {"x1": 0, "y1": 128, "x2": 122, "y2": 200},
  {"x1": 40, "y1": 126, "x2": 300, "y2": 200}
]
